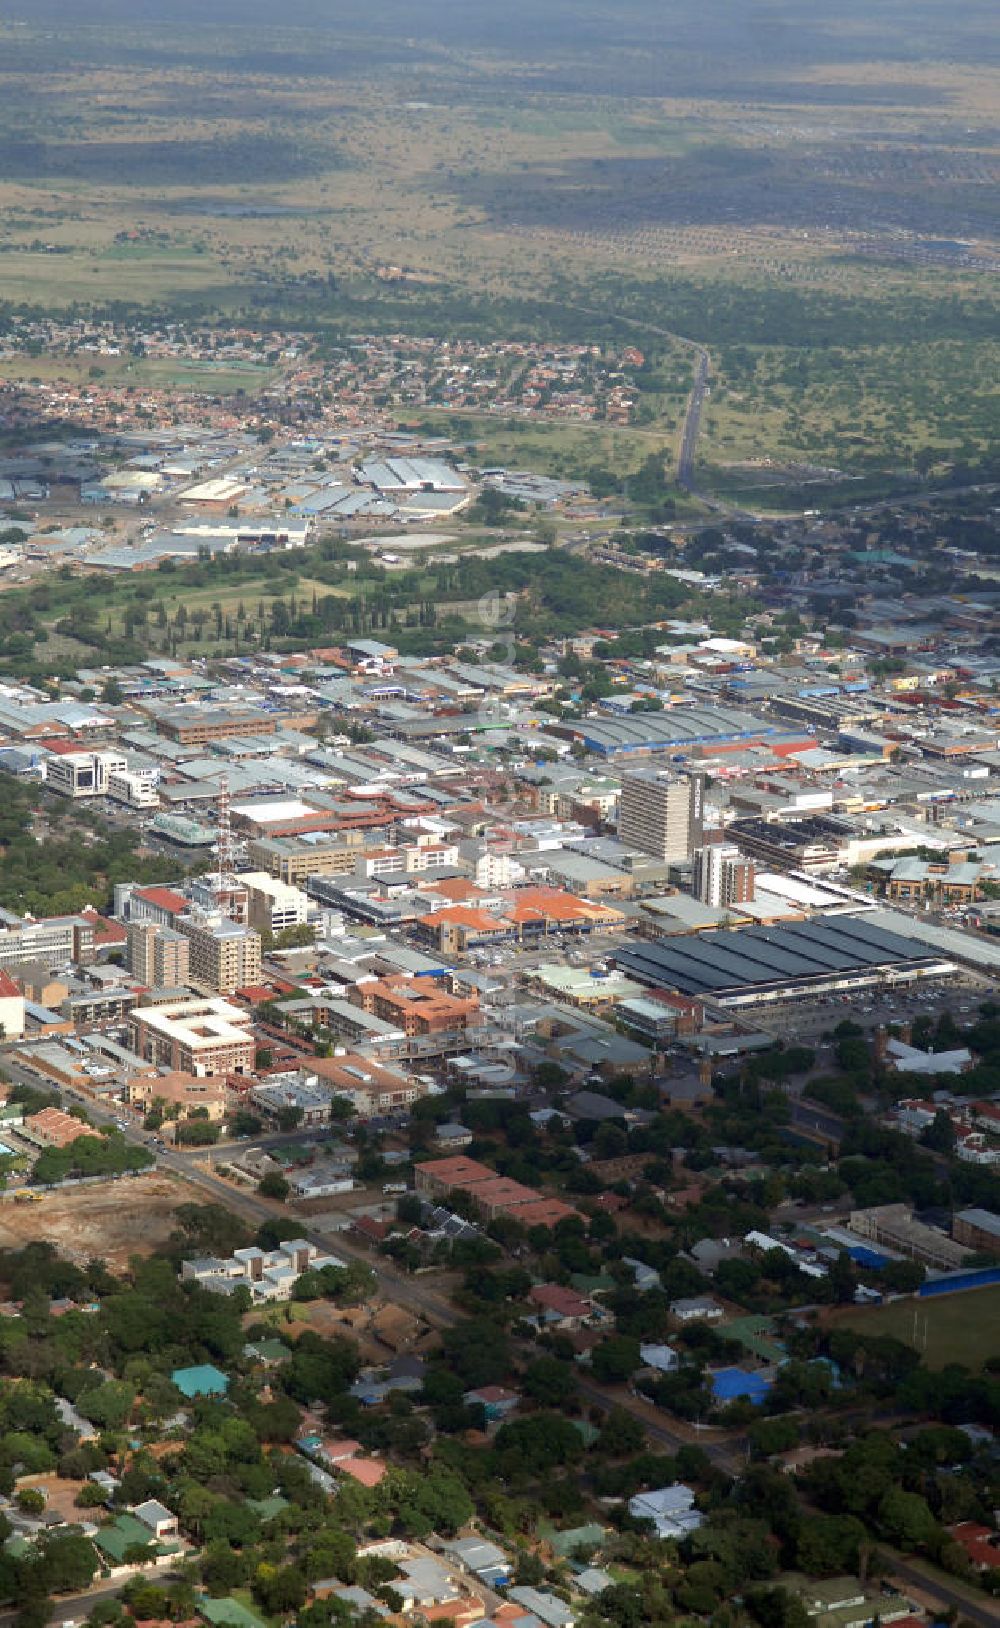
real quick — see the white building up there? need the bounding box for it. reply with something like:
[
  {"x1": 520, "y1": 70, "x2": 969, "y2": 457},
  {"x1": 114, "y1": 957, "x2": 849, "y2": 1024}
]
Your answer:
[
  {"x1": 239, "y1": 871, "x2": 311, "y2": 935},
  {"x1": 46, "y1": 749, "x2": 127, "y2": 799},
  {"x1": 639, "y1": 1342, "x2": 680, "y2": 1373},
  {"x1": 0, "y1": 969, "x2": 26, "y2": 1040},
  {"x1": 692, "y1": 842, "x2": 755, "y2": 908},
  {"x1": 181, "y1": 1239, "x2": 345, "y2": 1303},
  {"x1": 628, "y1": 1483, "x2": 703, "y2": 1540},
  {"x1": 107, "y1": 768, "x2": 160, "y2": 810}
]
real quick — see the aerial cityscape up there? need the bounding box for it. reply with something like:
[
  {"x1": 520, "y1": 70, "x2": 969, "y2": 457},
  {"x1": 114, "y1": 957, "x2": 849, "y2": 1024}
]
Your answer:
[{"x1": 0, "y1": 4, "x2": 996, "y2": 1628}]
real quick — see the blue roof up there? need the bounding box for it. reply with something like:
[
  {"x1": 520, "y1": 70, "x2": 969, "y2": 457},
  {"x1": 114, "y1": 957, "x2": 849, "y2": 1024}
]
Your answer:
[
  {"x1": 710, "y1": 1366, "x2": 773, "y2": 1404},
  {"x1": 849, "y1": 1245, "x2": 889, "y2": 1271},
  {"x1": 171, "y1": 1363, "x2": 229, "y2": 1398}
]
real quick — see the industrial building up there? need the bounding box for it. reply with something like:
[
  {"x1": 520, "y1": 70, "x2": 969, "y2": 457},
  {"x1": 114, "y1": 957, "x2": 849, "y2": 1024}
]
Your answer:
[
  {"x1": 614, "y1": 917, "x2": 956, "y2": 1008},
  {"x1": 952, "y1": 1207, "x2": 1000, "y2": 1257},
  {"x1": 558, "y1": 704, "x2": 782, "y2": 760}
]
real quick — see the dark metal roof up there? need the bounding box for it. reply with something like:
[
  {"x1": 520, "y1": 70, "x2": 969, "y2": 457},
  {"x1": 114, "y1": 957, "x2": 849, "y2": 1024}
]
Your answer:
[{"x1": 615, "y1": 917, "x2": 943, "y2": 996}]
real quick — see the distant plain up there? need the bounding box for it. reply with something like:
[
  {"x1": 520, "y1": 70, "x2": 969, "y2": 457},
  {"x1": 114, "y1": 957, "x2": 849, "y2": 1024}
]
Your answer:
[{"x1": 0, "y1": 1, "x2": 996, "y2": 493}]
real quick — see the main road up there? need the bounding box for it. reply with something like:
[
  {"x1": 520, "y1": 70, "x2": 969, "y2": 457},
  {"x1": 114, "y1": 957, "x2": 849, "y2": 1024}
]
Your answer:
[{"x1": 677, "y1": 346, "x2": 710, "y2": 491}]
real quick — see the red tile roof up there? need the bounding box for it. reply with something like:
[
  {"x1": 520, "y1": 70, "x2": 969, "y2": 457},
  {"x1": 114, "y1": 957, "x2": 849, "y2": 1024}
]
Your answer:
[{"x1": 134, "y1": 886, "x2": 189, "y2": 915}]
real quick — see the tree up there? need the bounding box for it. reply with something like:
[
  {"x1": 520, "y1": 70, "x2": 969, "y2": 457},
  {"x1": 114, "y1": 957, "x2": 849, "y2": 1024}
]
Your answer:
[
  {"x1": 596, "y1": 1406, "x2": 645, "y2": 1457},
  {"x1": 523, "y1": 1356, "x2": 577, "y2": 1408},
  {"x1": 252, "y1": 1564, "x2": 309, "y2": 1615},
  {"x1": 591, "y1": 1335, "x2": 641, "y2": 1385},
  {"x1": 876, "y1": 1487, "x2": 938, "y2": 1550},
  {"x1": 882, "y1": 1259, "x2": 925, "y2": 1293},
  {"x1": 796, "y1": 1515, "x2": 867, "y2": 1578},
  {"x1": 920, "y1": 1110, "x2": 957, "y2": 1155},
  {"x1": 746, "y1": 1586, "x2": 810, "y2": 1628},
  {"x1": 494, "y1": 1414, "x2": 584, "y2": 1477},
  {"x1": 30, "y1": 1529, "x2": 97, "y2": 1593},
  {"x1": 748, "y1": 1417, "x2": 800, "y2": 1459},
  {"x1": 258, "y1": 1172, "x2": 290, "y2": 1202}
]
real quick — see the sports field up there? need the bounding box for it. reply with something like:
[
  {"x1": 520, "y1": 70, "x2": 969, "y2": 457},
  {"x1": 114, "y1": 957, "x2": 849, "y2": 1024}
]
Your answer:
[{"x1": 828, "y1": 1285, "x2": 1000, "y2": 1371}]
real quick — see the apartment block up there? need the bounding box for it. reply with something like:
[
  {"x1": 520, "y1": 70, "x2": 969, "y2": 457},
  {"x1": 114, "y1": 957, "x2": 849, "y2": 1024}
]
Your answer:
[
  {"x1": 349, "y1": 976, "x2": 478, "y2": 1036},
  {"x1": 692, "y1": 843, "x2": 755, "y2": 908},
  {"x1": 247, "y1": 833, "x2": 379, "y2": 887},
  {"x1": 176, "y1": 914, "x2": 261, "y2": 996},
  {"x1": 126, "y1": 920, "x2": 190, "y2": 989}
]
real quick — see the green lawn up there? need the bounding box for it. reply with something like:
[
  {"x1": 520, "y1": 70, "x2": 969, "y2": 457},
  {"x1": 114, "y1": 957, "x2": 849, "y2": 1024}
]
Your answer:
[{"x1": 829, "y1": 1284, "x2": 1000, "y2": 1371}]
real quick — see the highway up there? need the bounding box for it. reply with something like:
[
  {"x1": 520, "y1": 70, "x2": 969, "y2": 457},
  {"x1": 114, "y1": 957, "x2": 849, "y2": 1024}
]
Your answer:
[{"x1": 677, "y1": 347, "x2": 710, "y2": 491}]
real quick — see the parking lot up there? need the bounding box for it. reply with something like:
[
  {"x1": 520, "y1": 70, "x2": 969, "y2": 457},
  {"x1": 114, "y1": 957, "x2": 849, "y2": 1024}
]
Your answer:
[{"x1": 759, "y1": 973, "x2": 989, "y2": 1042}]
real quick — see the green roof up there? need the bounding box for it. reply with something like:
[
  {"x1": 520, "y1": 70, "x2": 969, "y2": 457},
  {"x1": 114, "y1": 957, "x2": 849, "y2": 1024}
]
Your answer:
[
  {"x1": 549, "y1": 1523, "x2": 609, "y2": 1557},
  {"x1": 570, "y1": 1272, "x2": 616, "y2": 1294},
  {"x1": 198, "y1": 1598, "x2": 268, "y2": 1628},
  {"x1": 246, "y1": 1494, "x2": 290, "y2": 1522},
  {"x1": 93, "y1": 1514, "x2": 159, "y2": 1563},
  {"x1": 243, "y1": 1339, "x2": 291, "y2": 1364},
  {"x1": 171, "y1": 1363, "x2": 229, "y2": 1398},
  {"x1": 720, "y1": 1315, "x2": 786, "y2": 1365}
]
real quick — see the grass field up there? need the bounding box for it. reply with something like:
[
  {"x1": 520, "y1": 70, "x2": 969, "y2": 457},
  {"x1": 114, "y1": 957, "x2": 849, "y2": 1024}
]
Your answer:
[
  {"x1": 94, "y1": 572, "x2": 350, "y2": 652},
  {"x1": 405, "y1": 410, "x2": 680, "y2": 484},
  {"x1": 828, "y1": 1285, "x2": 1000, "y2": 1371},
  {"x1": 0, "y1": 351, "x2": 276, "y2": 396}
]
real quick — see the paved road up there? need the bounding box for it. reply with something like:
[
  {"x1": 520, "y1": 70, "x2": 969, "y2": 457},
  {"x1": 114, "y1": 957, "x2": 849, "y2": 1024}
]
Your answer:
[
  {"x1": 0, "y1": 1580, "x2": 125, "y2": 1626},
  {"x1": 677, "y1": 348, "x2": 710, "y2": 490},
  {"x1": 885, "y1": 1558, "x2": 998, "y2": 1628},
  {"x1": 576, "y1": 1378, "x2": 745, "y2": 1475}
]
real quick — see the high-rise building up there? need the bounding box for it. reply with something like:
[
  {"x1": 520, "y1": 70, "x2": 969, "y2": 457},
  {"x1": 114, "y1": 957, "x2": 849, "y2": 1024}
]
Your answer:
[
  {"x1": 692, "y1": 843, "x2": 755, "y2": 908},
  {"x1": 176, "y1": 915, "x2": 262, "y2": 996},
  {"x1": 126, "y1": 920, "x2": 190, "y2": 989},
  {"x1": 618, "y1": 769, "x2": 704, "y2": 863}
]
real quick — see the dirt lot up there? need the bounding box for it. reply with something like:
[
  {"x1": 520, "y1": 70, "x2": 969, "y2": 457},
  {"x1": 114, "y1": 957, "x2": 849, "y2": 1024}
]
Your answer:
[{"x1": 0, "y1": 1173, "x2": 199, "y2": 1273}]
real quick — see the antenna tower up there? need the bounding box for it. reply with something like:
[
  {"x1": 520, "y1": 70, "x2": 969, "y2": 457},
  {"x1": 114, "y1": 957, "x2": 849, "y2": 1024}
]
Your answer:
[{"x1": 216, "y1": 774, "x2": 237, "y2": 885}]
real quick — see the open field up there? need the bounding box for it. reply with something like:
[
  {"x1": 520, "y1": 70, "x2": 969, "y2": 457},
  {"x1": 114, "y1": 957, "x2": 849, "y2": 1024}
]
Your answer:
[
  {"x1": 0, "y1": 1172, "x2": 199, "y2": 1274},
  {"x1": 405, "y1": 410, "x2": 680, "y2": 485},
  {"x1": 0, "y1": 353, "x2": 277, "y2": 396},
  {"x1": 826, "y1": 1285, "x2": 1000, "y2": 1371}
]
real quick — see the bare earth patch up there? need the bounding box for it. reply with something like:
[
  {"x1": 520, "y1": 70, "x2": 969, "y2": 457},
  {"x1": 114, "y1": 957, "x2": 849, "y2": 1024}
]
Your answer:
[{"x1": 0, "y1": 1172, "x2": 198, "y2": 1273}]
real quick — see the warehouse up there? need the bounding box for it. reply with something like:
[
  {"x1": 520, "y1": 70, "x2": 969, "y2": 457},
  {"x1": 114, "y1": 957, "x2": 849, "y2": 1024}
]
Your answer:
[
  {"x1": 553, "y1": 705, "x2": 787, "y2": 760},
  {"x1": 614, "y1": 917, "x2": 955, "y2": 1008}
]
